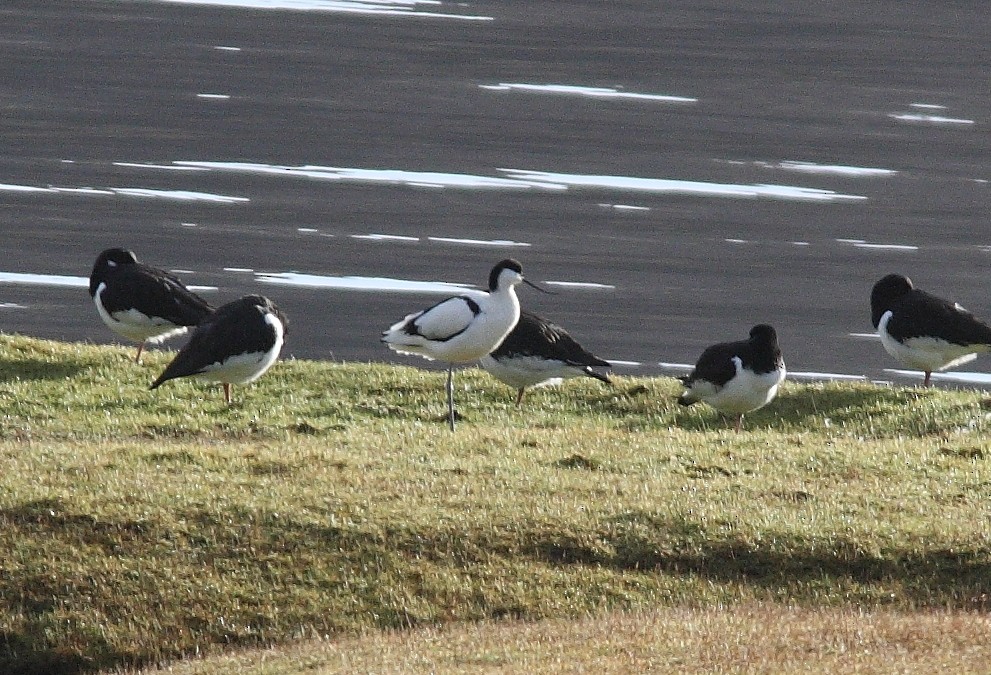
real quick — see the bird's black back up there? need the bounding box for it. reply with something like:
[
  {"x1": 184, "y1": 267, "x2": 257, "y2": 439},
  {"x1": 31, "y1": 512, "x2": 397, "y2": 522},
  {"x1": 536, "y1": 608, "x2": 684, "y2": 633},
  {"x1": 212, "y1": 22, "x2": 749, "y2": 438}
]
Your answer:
[
  {"x1": 492, "y1": 311, "x2": 610, "y2": 368},
  {"x1": 884, "y1": 289, "x2": 991, "y2": 346}
]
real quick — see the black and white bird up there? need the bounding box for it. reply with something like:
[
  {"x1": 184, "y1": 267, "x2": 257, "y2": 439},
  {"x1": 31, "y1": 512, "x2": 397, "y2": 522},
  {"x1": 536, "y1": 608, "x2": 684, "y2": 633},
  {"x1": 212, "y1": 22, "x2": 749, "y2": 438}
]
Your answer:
[
  {"x1": 381, "y1": 259, "x2": 543, "y2": 430},
  {"x1": 871, "y1": 273, "x2": 991, "y2": 386},
  {"x1": 89, "y1": 248, "x2": 213, "y2": 363},
  {"x1": 150, "y1": 295, "x2": 287, "y2": 404},
  {"x1": 480, "y1": 311, "x2": 611, "y2": 406},
  {"x1": 677, "y1": 324, "x2": 786, "y2": 432}
]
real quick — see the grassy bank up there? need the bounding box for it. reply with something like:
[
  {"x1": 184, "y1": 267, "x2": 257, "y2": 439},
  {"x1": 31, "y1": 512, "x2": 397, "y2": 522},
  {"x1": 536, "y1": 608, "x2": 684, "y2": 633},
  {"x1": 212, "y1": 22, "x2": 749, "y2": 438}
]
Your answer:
[{"x1": 1, "y1": 334, "x2": 990, "y2": 673}]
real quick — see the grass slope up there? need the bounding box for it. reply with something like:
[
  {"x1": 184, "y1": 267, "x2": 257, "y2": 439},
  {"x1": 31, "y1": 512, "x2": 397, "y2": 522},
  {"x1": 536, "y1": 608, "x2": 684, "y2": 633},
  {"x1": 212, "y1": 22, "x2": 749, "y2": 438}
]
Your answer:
[{"x1": 1, "y1": 334, "x2": 990, "y2": 673}]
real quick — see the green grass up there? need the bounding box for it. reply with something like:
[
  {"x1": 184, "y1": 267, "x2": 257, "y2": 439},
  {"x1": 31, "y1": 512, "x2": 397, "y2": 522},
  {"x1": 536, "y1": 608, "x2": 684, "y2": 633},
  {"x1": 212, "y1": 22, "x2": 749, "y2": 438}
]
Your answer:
[{"x1": 1, "y1": 333, "x2": 990, "y2": 673}]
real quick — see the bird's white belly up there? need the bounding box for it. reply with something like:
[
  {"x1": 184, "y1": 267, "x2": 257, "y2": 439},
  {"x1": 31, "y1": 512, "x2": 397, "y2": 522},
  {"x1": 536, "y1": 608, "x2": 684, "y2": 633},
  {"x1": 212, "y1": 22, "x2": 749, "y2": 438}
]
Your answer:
[
  {"x1": 878, "y1": 312, "x2": 979, "y2": 371},
  {"x1": 95, "y1": 287, "x2": 187, "y2": 343},
  {"x1": 197, "y1": 351, "x2": 269, "y2": 384},
  {"x1": 705, "y1": 366, "x2": 785, "y2": 415},
  {"x1": 480, "y1": 355, "x2": 575, "y2": 389}
]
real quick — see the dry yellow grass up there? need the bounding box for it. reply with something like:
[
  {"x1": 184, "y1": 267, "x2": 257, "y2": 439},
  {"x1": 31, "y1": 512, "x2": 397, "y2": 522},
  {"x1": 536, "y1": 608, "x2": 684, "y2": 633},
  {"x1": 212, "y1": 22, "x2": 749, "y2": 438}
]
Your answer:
[{"x1": 138, "y1": 604, "x2": 991, "y2": 674}]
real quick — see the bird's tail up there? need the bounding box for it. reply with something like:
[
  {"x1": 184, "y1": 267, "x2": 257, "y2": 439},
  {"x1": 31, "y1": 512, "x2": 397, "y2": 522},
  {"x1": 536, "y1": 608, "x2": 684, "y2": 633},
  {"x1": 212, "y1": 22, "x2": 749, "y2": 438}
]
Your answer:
[
  {"x1": 584, "y1": 368, "x2": 612, "y2": 385},
  {"x1": 149, "y1": 370, "x2": 177, "y2": 390}
]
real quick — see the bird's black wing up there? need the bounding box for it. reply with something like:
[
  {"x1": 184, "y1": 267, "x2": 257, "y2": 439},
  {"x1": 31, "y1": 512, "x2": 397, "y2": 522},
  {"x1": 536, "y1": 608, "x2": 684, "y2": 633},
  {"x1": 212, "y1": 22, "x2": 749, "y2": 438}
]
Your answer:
[
  {"x1": 494, "y1": 312, "x2": 611, "y2": 368},
  {"x1": 890, "y1": 290, "x2": 991, "y2": 346},
  {"x1": 684, "y1": 340, "x2": 743, "y2": 388},
  {"x1": 103, "y1": 264, "x2": 213, "y2": 325},
  {"x1": 537, "y1": 318, "x2": 611, "y2": 368}
]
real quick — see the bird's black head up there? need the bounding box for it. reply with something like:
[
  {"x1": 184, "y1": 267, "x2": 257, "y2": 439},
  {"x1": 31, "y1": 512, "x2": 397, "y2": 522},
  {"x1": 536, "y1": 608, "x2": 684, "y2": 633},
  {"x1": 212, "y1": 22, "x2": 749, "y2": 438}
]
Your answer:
[
  {"x1": 870, "y1": 273, "x2": 914, "y2": 328},
  {"x1": 749, "y1": 324, "x2": 778, "y2": 345},
  {"x1": 748, "y1": 324, "x2": 782, "y2": 370},
  {"x1": 488, "y1": 258, "x2": 524, "y2": 291},
  {"x1": 89, "y1": 248, "x2": 138, "y2": 296}
]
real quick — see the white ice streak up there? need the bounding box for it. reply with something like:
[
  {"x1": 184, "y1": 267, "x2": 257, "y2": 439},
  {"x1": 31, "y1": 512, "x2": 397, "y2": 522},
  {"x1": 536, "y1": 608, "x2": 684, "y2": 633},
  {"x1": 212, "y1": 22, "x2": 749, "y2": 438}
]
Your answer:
[
  {"x1": 1, "y1": 179, "x2": 245, "y2": 203},
  {"x1": 172, "y1": 162, "x2": 568, "y2": 191},
  {"x1": 0, "y1": 183, "x2": 56, "y2": 194},
  {"x1": 0, "y1": 271, "x2": 215, "y2": 291},
  {"x1": 599, "y1": 203, "x2": 651, "y2": 211},
  {"x1": 427, "y1": 237, "x2": 531, "y2": 247},
  {"x1": 498, "y1": 169, "x2": 867, "y2": 202},
  {"x1": 110, "y1": 188, "x2": 248, "y2": 203},
  {"x1": 885, "y1": 369, "x2": 991, "y2": 385},
  {"x1": 350, "y1": 234, "x2": 420, "y2": 242},
  {"x1": 1, "y1": 183, "x2": 113, "y2": 195},
  {"x1": 836, "y1": 238, "x2": 916, "y2": 251},
  {"x1": 154, "y1": 0, "x2": 493, "y2": 21},
  {"x1": 479, "y1": 83, "x2": 696, "y2": 103},
  {"x1": 138, "y1": 161, "x2": 867, "y2": 202},
  {"x1": 114, "y1": 162, "x2": 209, "y2": 172},
  {"x1": 788, "y1": 371, "x2": 867, "y2": 381},
  {"x1": 0, "y1": 273, "x2": 89, "y2": 288},
  {"x1": 256, "y1": 272, "x2": 474, "y2": 294},
  {"x1": 852, "y1": 243, "x2": 918, "y2": 251},
  {"x1": 776, "y1": 161, "x2": 897, "y2": 177},
  {"x1": 889, "y1": 113, "x2": 975, "y2": 125}
]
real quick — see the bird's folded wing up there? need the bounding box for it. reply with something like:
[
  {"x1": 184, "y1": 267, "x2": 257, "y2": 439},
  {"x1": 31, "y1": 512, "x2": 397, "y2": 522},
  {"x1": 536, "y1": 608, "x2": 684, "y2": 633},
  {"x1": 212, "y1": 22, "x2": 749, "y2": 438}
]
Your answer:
[{"x1": 409, "y1": 295, "x2": 481, "y2": 341}]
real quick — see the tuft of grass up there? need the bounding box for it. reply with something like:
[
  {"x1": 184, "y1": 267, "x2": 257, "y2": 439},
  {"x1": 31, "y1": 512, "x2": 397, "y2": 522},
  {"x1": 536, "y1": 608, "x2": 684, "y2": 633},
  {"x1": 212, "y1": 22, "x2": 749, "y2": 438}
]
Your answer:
[{"x1": 1, "y1": 334, "x2": 991, "y2": 673}]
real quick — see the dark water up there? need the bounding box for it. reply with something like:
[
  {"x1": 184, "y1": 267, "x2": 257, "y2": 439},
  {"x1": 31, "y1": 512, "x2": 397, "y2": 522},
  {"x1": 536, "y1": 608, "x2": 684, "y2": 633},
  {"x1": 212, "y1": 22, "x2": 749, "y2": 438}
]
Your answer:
[{"x1": 1, "y1": 0, "x2": 989, "y2": 383}]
